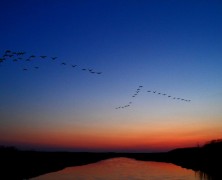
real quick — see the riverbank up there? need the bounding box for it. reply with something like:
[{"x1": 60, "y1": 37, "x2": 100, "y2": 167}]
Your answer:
[{"x1": 1, "y1": 140, "x2": 221, "y2": 179}]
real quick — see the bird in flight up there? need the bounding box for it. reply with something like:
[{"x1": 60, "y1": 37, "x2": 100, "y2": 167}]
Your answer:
[
  {"x1": 1, "y1": 50, "x2": 103, "y2": 77},
  {"x1": 5, "y1": 50, "x2": 11, "y2": 53},
  {"x1": 145, "y1": 89, "x2": 191, "y2": 103},
  {"x1": 51, "y1": 57, "x2": 57, "y2": 60},
  {"x1": 17, "y1": 52, "x2": 25, "y2": 56}
]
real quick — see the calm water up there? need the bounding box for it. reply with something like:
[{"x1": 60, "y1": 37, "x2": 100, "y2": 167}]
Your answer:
[{"x1": 32, "y1": 157, "x2": 206, "y2": 180}]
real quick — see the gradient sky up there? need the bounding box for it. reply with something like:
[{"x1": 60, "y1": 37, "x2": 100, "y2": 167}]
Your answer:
[{"x1": 0, "y1": 0, "x2": 222, "y2": 152}]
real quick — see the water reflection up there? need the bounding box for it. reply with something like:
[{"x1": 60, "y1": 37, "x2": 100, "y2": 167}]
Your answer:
[{"x1": 32, "y1": 157, "x2": 207, "y2": 180}]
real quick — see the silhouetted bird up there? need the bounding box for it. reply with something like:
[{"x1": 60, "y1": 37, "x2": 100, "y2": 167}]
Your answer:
[
  {"x1": 5, "y1": 50, "x2": 11, "y2": 53},
  {"x1": 40, "y1": 56, "x2": 47, "y2": 59},
  {"x1": 17, "y1": 52, "x2": 25, "y2": 55},
  {"x1": 23, "y1": 68, "x2": 27, "y2": 71},
  {"x1": 61, "y1": 62, "x2": 66, "y2": 65},
  {"x1": 30, "y1": 55, "x2": 35, "y2": 58},
  {"x1": 82, "y1": 69, "x2": 86, "y2": 71},
  {"x1": 51, "y1": 57, "x2": 57, "y2": 60},
  {"x1": 153, "y1": 91, "x2": 156, "y2": 93},
  {"x1": 34, "y1": 67, "x2": 39, "y2": 69},
  {"x1": 97, "y1": 72, "x2": 102, "y2": 74},
  {"x1": 72, "y1": 65, "x2": 77, "y2": 67}
]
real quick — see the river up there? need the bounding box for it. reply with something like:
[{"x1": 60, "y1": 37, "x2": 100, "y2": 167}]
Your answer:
[{"x1": 32, "y1": 157, "x2": 208, "y2": 180}]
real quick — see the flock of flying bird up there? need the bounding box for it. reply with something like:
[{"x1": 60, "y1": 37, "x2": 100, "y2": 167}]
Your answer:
[
  {"x1": 115, "y1": 86, "x2": 191, "y2": 110},
  {"x1": 1, "y1": 50, "x2": 191, "y2": 109},
  {"x1": 0, "y1": 50, "x2": 102, "y2": 75},
  {"x1": 115, "y1": 85, "x2": 143, "y2": 109}
]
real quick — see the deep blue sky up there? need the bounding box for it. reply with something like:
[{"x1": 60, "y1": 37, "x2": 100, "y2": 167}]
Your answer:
[{"x1": 0, "y1": 0, "x2": 222, "y2": 151}]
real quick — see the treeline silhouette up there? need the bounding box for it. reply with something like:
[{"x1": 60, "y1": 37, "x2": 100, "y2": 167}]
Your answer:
[
  {"x1": 1, "y1": 139, "x2": 222, "y2": 179},
  {"x1": 167, "y1": 139, "x2": 222, "y2": 179}
]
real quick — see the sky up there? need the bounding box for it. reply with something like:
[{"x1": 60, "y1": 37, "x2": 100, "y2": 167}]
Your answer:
[{"x1": 0, "y1": 0, "x2": 222, "y2": 152}]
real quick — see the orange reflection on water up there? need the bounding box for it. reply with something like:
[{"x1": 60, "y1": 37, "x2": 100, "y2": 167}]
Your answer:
[{"x1": 33, "y1": 158, "x2": 199, "y2": 180}]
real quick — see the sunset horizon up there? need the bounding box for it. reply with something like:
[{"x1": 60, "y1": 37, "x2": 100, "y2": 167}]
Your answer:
[{"x1": 1, "y1": 0, "x2": 222, "y2": 157}]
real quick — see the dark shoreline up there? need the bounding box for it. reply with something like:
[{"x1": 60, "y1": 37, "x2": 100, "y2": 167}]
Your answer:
[{"x1": 1, "y1": 140, "x2": 222, "y2": 179}]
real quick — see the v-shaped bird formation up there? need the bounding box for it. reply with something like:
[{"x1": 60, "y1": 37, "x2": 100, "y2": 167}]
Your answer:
[
  {"x1": 0, "y1": 50, "x2": 102, "y2": 75},
  {"x1": 1, "y1": 50, "x2": 191, "y2": 109},
  {"x1": 115, "y1": 86, "x2": 191, "y2": 110}
]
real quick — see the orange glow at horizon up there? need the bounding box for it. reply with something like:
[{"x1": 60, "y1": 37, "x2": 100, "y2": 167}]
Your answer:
[{"x1": 1, "y1": 119, "x2": 221, "y2": 151}]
